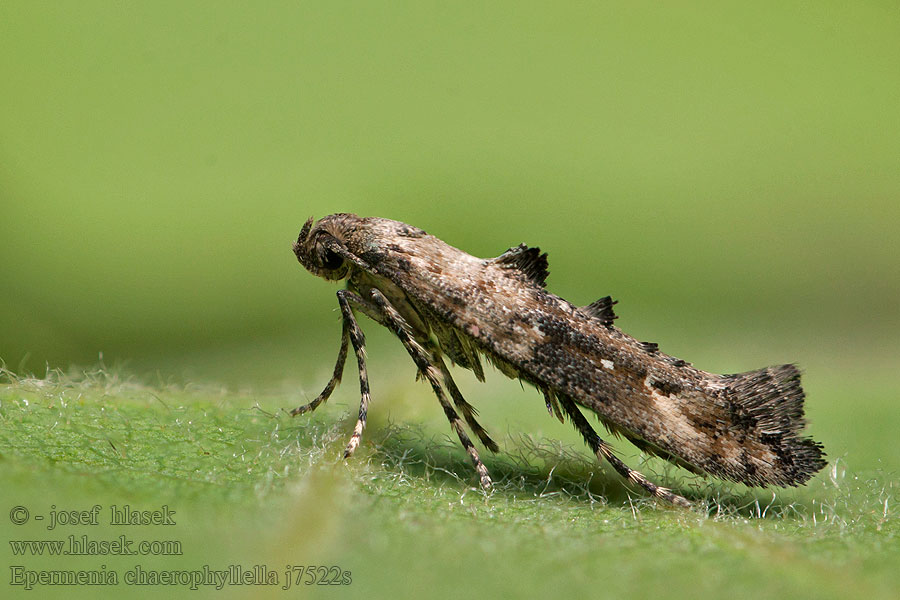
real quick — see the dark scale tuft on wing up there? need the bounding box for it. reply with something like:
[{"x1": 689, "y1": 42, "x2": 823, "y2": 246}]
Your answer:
[
  {"x1": 581, "y1": 296, "x2": 618, "y2": 327},
  {"x1": 639, "y1": 341, "x2": 659, "y2": 354},
  {"x1": 491, "y1": 244, "x2": 550, "y2": 288}
]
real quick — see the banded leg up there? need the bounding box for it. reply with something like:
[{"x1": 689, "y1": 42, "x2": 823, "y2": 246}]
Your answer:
[
  {"x1": 431, "y1": 347, "x2": 499, "y2": 453},
  {"x1": 339, "y1": 294, "x2": 497, "y2": 454},
  {"x1": 556, "y1": 393, "x2": 691, "y2": 507},
  {"x1": 369, "y1": 289, "x2": 493, "y2": 490},
  {"x1": 355, "y1": 295, "x2": 496, "y2": 453},
  {"x1": 333, "y1": 290, "x2": 372, "y2": 458},
  {"x1": 291, "y1": 289, "x2": 372, "y2": 457},
  {"x1": 290, "y1": 319, "x2": 349, "y2": 416}
]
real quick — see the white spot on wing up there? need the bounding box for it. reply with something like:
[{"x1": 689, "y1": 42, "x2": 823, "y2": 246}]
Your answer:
[{"x1": 601, "y1": 359, "x2": 614, "y2": 370}]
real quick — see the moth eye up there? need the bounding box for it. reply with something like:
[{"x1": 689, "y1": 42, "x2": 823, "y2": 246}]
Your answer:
[{"x1": 319, "y1": 246, "x2": 344, "y2": 271}]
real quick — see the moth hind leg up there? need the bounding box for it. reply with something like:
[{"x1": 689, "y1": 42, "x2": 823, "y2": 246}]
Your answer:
[
  {"x1": 556, "y1": 393, "x2": 691, "y2": 508},
  {"x1": 369, "y1": 289, "x2": 493, "y2": 490}
]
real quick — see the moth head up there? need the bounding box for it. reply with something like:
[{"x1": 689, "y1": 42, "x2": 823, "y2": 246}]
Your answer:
[{"x1": 293, "y1": 215, "x2": 355, "y2": 281}]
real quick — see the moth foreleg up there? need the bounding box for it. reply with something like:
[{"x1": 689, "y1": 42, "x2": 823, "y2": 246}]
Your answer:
[
  {"x1": 302, "y1": 289, "x2": 373, "y2": 459},
  {"x1": 368, "y1": 289, "x2": 493, "y2": 491},
  {"x1": 290, "y1": 318, "x2": 349, "y2": 417},
  {"x1": 555, "y1": 393, "x2": 691, "y2": 508},
  {"x1": 431, "y1": 348, "x2": 500, "y2": 453},
  {"x1": 334, "y1": 289, "x2": 375, "y2": 458}
]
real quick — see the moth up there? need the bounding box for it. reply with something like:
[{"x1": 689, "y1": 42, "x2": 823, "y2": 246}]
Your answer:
[{"x1": 291, "y1": 213, "x2": 826, "y2": 506}]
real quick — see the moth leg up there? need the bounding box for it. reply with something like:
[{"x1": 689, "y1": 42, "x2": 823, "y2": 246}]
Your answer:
[
  {"x1": 556, "y1": 393, "x2": 691, "y2": 507},
  {"x1": 290, "y1": 319, "x2": 349, "y2": 416},
  {"x1": 368, "y1": 289, "x2": 493, "y2": 490},
  {"x1": 340, "y1": 295, "x2": 495, "y2": 456},
  {"x1": 332, "y1": 289, "x2": 375, "y2": 459},
  {"x1": 430, "y1": 347, "x2": 499, "y2": 453},
  {"x1": 294, "y1": 289, "x2": 372, "y2": 458}
]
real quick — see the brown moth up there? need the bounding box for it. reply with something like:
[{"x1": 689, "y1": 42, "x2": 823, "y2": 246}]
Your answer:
[{"x1": 291, "y1": 213, "x2": 826, "y2": 506}]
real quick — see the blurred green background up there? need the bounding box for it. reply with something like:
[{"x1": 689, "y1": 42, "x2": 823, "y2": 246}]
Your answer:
[
  {"x1": 2, "y1": 3, "x2": 899, "y2": 599},
  {"x1": 3, "y1": 1, "x2": 898, "y2": 382}
]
